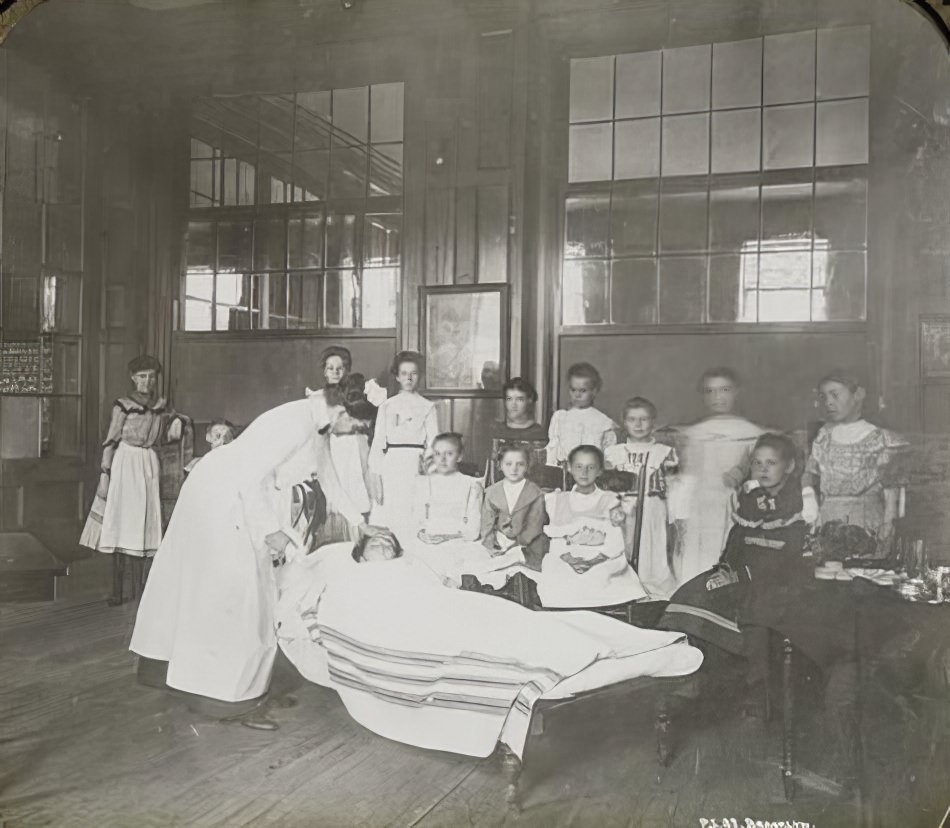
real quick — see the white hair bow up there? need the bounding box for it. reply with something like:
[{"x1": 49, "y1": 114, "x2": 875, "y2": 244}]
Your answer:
[{"x1": 364, "y1": 378, "x2": 388, "y2": 407}]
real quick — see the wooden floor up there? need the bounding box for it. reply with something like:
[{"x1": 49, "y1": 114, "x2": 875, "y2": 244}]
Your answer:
[{"x1": 0, "y1": 593, "x2": 943, "y2": 828}]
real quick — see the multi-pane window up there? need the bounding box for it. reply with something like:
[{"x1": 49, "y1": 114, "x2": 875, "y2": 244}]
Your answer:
[
  {"x1": 564, "y1": 26, "x2": 869, "y2": 326},
  {"x1": 183, "y1": 84, "x2": 404, "y2": 331}
]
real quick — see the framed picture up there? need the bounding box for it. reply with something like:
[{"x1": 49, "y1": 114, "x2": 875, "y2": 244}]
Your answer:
[
  {"x1": 920, "y1": 315, "x2": 950, "y2": 380},
  {"x1": 420, "y1": 284, "x2": 509, "y2": 394}
]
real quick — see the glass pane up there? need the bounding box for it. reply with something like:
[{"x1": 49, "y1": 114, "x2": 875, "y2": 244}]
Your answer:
[
  {"x1": 565, "y1": 192, "x2": 609, "y2": 259},
  {"x1": 42, "y1": 273, "x2": 82, "y2": 333},
  {"x1": 662, "y1": 44, "x2": 711, "y2": 114},
  {"x1": 569, "y1": 56, "x2": 614, "y2": 123},
  {"x1": 659, "y1": 257, "x2": 705, "y2": 324},
  {"x1": 258, "y1": 95, "x2": 295, "y2": 153},
  {"x1": 562, "y1": 260, "x2": 609, "y2": 324},
  {"x1": 361, "y1": 267, "x2": 399, "y2": 327},
  {"x1": 816, "y1": 99, "x2": 868, "y2": 166},
  {"x1": 45, "y1": 204, "x2": 83, "y2": 271},
  {"x1": 52, "y1": 338, "x2": 81, "y2": 394},
  {"x1": 329, "y1": 137, "x2": 368, "y2": 198},
  {"x1": 216, "y1": 221, "x2": 253, "y2": 273},
  {"x1": 659, "y1": 180, "x2": 708, "y2": 253},
  {"x1": 298, "y1": 91, "x2": 331, "y2": 120},
  {"x1": 324, "y1": 270, "x2": 359, "y2": 327},
  {"x1": 326, "y1": 212, "x2": 357, "y2": 268},
  {"x1": 264, "y1": 272, "x2": 287, "y2": 329},
  {"x1": 568, "y1": 123, "x2": 612, "y2": 183},
  {"x1": 295, "y1": 92, "x2": 332, "y2": 151},
  {"x1": 190, "y1": 159, "x2": 215, "y2": 207},
  {"x1": 712, "y1": 38, "x2": 762, "y2": 110},
  {"x1": 369, "y1": 143, "x2": 403, "y2": 197},
  {"x1": 616, "y1": 51, "x2": 661, "y2": 118},
  {"x1": 3, "y1": 276, "x2": 39, "y2": 332},
  {"x1": 42, "y1": 396, "x2": 81, "y2": 458},
  {"x1": 371, "y1": 82, "x2": 404, "y2": 143},
  {"x1": 817, "y1": 26, "x2": 870, "y2": 100},
  {"x1": 223, "y1": 158, "x2": 238, "y2": 206},
  {"x1": 332, "y1": 86, "x2": 369, "y2": 144},
  {"x1": 610, "y1": 180, "x2": 658, "y2": 257},
  {"x1": 709, "y1": 177, "x2": 760, "y2": 253},
  {"x1": 477, "y1": 185, "x2": 509, "y2": 283},
  {"x1": 288, "y1": 213, "x2": 324, "y2": 269},
  {"x1": 611, "y1": 258, "x2": 657, "y2": 324},
  {"x1": 709, "y1": 253, "x2": 758, "y2": 322},
  {"x1": 184, "y1": 299, "x2": 212, "y2": 331},
  {"x1": 364, "y1": 213, "x2": 401, "y2": 266},
  {"x1": 215, "y1": 272, "x2": 255, "y2": 331},
  {"x1": 813, "y1": 250, "x2": 865, "y2": 321},
  {"x1": 763, "y1": 31, "x2": 816, "y2": 105},
  {"x1": 814, "y1": 171, "x2": 867, "y2": 249},
  {"x1": 288, "y1": 271, "x2": 321, "y2": 328},
  {"x1": 293, "y1": 149, "x2": 329, "y2": 201},
  {"x1": 761, "y1": 173, "x2": 813, "y2": 246},
  {"x1": 759, "y1": 248, "x2": 812, "y2": 290},
  {"x1": 661, "y1": 113, "x2": 709, "y2": 176},
  {"x1": 711, "y1": 109, "x2": 761, "y2": 174},
  {"x1": 758, "y1": 289, "x2": 811, "y2": 322},
  {"x1": 253, "y1": 216, "x2": 286, "y2": 271},
  {"x1": 185, "y1": 221, "x2": 215, "y2": 270},
  {"x1": 614, "y1": 118, "x2": 660, "y2": 179},
  {"x1": 763, "y1": 103, "x2": 814, "y2": 170},
  {"x1": 185, "y1": 271, "x2": 213, "y2": 302}
]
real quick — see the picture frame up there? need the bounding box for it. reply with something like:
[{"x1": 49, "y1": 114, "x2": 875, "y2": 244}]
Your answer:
[
  {"x1": 420, "y1": 284, "x2": 509, "y2": 395},
  {"x1": 920, "y1": 315, "x2": 950, "y2": 381}
]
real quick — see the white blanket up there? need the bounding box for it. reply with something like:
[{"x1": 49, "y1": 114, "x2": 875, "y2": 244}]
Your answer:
[{"x1": 276, "y1": 544, "x2": 702, "y2": 759}]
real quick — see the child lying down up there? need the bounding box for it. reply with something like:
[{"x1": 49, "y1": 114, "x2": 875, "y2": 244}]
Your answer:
[{"x1": 274, "y1": 534, "x2": 703, "y2": 761}]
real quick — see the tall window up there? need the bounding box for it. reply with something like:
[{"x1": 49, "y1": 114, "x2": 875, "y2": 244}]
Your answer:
[
  {"x1": 183, "y1": 84, "x2": 404, "y2": 331},
  {"x1": 563, "y1": 27, "x2": 869, "y2": 326}
]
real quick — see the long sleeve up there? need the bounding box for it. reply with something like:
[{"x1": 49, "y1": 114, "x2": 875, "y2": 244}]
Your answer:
[
  {"x1": 546, "y1": 412, "x2": 562, "y2": 466},
  {"x1": 461, "y1": 479, "x2": 483, "y2": 541},
  {"x1": 411, "y1": 476, "x2": 430, "y2": 533},
  {"x1": 518, "y1": 494, "x2": 547, "y2": 546},
  {"x1": 480, "y1": 490, "x2": 500, "y2": 549},
  {"x1": 422, "y1": 402, "x2": 439, "y2": 459},
  {"x1": 601, "y1": 425, "x2": 618, "y2": 452},
  {"x1": 368, "y1": 399, "x2": 389, "y2": 473},
  {"x1": 100, "y1": 403, "x2": 127, "y2": 476}
]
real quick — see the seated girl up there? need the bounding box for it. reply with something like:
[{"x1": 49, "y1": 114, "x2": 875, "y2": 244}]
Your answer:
[
  {"x1": 480, "y1": 443, "x2": 548, "y2": 570},
  {"x1": 658, "y1": 433, "x2": 807, "y2": 713},
  {"x1": 535, "y1": 445, "x2": 647, "y2": 609},
  {"x1": 485, "y1": 378, "x2": 549, "y2": 485},
  {"x1": 604, "y1": 396, "x2": 679, "y2": 598}
]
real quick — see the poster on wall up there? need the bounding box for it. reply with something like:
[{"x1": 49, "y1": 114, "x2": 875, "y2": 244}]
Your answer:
[
  {"x1": 421, "y1": 285, "x2": 508, "y2": 392},
  {"x1": 0, "y1": 337, "x2": 53, "y2": 394},
  {"x1": 920, "y1": 315, "x2": 950, "y2": 380}
]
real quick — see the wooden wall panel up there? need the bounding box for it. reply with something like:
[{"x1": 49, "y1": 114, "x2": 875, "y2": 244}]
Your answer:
[
  {"x1": 170, "y1": 335, "x2": 397, "y2": 426},
  {"x1": 477, "y1": 31, "x2": 513, "y2": 170},
  {"x1": 476, "y1": 183, "x2": 508, "y2": 283},
  {"x1": 560, "y1": 331, "x2": 871, "y2": 433}
]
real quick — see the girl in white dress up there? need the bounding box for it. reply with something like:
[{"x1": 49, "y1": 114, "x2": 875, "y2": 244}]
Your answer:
[
  {"x1": 670, "y1": 368, "x2": 765, "y2": 584},
  {"x1": 368, "y1": 350, "x2": 439, "y2": 539},
  {"x1": 537, "y1": 445, "x2": 646, "y2": 609},
  {"x1": 605, "y1": 397, "x2": 679, "y2": 598},
  {"x1": 546, "y1": 362, "x2": 618, "y2": 467}
]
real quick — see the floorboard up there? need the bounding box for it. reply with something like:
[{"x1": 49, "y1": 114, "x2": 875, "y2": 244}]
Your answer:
[{"x1": 0, "y1": 596, "x2": 945, "y2": 827}]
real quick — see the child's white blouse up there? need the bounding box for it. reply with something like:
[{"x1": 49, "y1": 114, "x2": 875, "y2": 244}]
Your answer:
[{"x1": 546, "y1": 406, "x2": 618, "y2": 465}]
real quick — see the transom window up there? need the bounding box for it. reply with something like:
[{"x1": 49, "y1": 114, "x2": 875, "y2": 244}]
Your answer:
[
  {"x1": 183, "y1": 84, "x2": 404, "y2": 331},
  {"x1": 563, "y1": 27, "x2": 869, "y2": 326}
]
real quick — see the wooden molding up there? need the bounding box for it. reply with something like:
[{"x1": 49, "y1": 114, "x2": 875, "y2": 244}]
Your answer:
[
  {"x1": 904, "y1": 0, "x2": 950, "y2": 49},
  {"x1": 0, "y1": 0, "x2": 47, "y2": 45}
]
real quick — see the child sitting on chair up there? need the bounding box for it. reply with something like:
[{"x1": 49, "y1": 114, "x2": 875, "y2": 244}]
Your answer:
[
  {"x1": 480, "y1": 443, "x2": 548, "y2": 570},
  {"x1": 536, "y1": 445, "x2": 647, "y2": 609},
  {"x1": 605, "y1": 397, "x2": 678, "y2": 598},
  {"x1": 545, "y1": 362, "x2": 618, "y2": 467},
  {"x1": 706, "y1": 433, "x2": 807, "y2": 714},
  {"x1": 410, "y1": 432, "x2": 483, "y2": 546},
  {"x1": 184, "y1": 419, "x2": 236, "y2": 476}
]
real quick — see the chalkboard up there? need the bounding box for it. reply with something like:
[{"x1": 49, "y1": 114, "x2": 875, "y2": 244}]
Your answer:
[{"x1": 0, "y1": 338, "x2": 53, "y2": 394}]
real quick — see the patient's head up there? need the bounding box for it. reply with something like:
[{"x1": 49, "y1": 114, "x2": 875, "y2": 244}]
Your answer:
[
  {"x1": 432, "y1": 432, "x2": 464, "y2": 474},
  {"x1": 352, "y1": 527, "x2": 403, "y2": 563}
]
